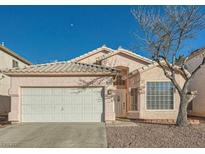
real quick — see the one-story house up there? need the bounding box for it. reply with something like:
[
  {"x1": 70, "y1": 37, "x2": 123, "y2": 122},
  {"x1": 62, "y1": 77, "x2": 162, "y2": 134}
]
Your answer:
[{"x1": 4, "y1": 45, "x2": 185, "y2": 123}]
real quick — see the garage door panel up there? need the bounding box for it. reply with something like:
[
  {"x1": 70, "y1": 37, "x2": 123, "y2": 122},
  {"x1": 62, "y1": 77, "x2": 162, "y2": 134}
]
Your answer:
[{"x1": 21, "y1": 87, "x2": 104, "y2": 122}]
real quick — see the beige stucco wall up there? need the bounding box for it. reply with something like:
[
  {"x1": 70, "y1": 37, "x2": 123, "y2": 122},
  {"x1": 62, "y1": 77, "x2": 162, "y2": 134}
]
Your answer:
[
  {"x1": 0, "y1": 73, "x2": 10, "y2": 96},
  {"x1": 186, "y1": 55, "x2": 205, "y2": 116},
  {"x1": 0, "y1": 49, "x2": 29, "y2": 96},
  {"x1": 0, "y1": 49, "x2": 29, "y2": 70},
  {"x1": 101, "y1": 53, "x2": 149, "y2": 73},
  {"x1": 128, "y1": 66, "x2": 185, "y2": 120},
  {"x1": 0, "y1": 49, "x2": 29, "y2": 113},
  {"x1": 8, "y1": 76, "x2": 115, "y2": 122}
]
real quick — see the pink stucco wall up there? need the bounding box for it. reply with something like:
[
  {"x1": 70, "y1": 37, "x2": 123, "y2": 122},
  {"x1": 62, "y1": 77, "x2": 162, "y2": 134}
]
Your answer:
[
  {"x1": 128, "y1": 66, "x2": 185, "y2": 120},
  {"x1": 8, "y1": 76, "x2": 115, "y2": 122},
  {"x1": 101, "y1": 53, "x2": 149, "y2": 73}
]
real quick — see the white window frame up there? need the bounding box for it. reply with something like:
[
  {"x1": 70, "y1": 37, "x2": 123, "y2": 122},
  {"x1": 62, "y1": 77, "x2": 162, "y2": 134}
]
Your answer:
[{"x1": 145, "y1": 80, "x2": 175, "y2": 111}]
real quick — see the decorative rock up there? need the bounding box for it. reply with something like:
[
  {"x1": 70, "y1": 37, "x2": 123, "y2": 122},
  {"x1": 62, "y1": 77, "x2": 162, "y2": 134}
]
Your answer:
[{"x1": 189, "y1": 119, "x2": 200, "y2": 125}]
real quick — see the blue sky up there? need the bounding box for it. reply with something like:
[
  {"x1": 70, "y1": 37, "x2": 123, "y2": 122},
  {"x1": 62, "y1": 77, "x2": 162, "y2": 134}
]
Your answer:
[{"x1": 0, "y1": 6, "x2": 205, "y2": 64}]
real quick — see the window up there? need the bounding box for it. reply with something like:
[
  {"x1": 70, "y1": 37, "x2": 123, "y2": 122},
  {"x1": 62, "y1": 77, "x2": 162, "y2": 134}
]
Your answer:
[
  {"x1": 131, "y1": 88, "x2": 138, "y2": 111},
  {"x1": 146, "y1": 82, "x2": 174, "y2": 110},
  {"x1": 12, "y1": 60, "x2": 19, "y2": 68}
]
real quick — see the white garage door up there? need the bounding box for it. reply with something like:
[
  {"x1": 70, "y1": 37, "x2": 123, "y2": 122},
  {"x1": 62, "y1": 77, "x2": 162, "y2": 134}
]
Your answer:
[{"x1": 21, "y1": 87, "x2": 104, "y2": 122}]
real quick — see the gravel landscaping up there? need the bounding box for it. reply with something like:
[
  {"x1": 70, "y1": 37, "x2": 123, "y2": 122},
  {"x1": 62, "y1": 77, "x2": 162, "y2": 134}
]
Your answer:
[{"x1": 106, "y1": 123, "x2": 205, "y2": 148}]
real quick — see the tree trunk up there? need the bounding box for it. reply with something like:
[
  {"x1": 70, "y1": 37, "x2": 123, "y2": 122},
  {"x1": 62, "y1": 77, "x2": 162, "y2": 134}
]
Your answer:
[{"x1": 176, "y1": 96, "x2": 188, "y2": 127}]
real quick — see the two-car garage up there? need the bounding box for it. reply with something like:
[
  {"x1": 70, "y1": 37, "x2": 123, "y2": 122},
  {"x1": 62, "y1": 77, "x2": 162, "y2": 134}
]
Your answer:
[
  {"x1": 5, "y1": 62, "x2": 116, "y2": 123},
  {"x1": 21, "y1": 87, "x2": 104, "y2": 122}
]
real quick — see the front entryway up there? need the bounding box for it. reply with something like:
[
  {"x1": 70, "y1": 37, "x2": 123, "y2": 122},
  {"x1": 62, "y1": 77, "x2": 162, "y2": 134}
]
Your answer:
[
  {"x1": 21, "y1": 87, "x2": 104, "y2": 122},
  {"x1": 114, "y1": 89, "x2": 126, "y2": 117}
]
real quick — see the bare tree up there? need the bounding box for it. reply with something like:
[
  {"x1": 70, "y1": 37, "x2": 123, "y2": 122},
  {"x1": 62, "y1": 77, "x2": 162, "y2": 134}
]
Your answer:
[{"x1": 132, "y1": 6, "x2": 205, "y2": 126}]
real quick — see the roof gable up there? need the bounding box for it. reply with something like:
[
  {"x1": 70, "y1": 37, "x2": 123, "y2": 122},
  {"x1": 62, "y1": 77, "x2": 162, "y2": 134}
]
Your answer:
[
  {"x1": 69, "y1": 45, "x2": 114, "y2": 63},
  {"x1": 96, "y1": 47, "x2": 153, "y2": 64},
  {"x1": 0, "y1": 45, "x2": 32, "y2": 65}
]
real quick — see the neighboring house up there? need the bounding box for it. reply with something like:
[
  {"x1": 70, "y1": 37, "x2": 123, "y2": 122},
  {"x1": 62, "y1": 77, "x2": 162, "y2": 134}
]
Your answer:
[
  {"x1": 0, "y1": 44, "x2": 31, "y2": 114},
  {"x1": 4, "y1": 45, "x2": 185, "y2": 123},
  {"x1": 185, "y1": 48, "x2": 205, "y2": 117}
]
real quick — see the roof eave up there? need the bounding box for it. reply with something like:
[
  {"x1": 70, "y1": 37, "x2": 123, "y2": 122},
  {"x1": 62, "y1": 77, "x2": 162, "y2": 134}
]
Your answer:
[
  {"x1": 128, "y1": 62, "x2": 188, "y2": 80},
  {"x1": 97, "y1": 50, "x2": 153, "y2": 64},
  {"x1": 69, "y1": 45, "x2": 114, "y2": 62}
]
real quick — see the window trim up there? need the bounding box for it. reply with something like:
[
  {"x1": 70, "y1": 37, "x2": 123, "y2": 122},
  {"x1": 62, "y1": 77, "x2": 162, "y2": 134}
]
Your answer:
[{"x1": 145, "y1": 80, "x2": 175, "y2": 111}]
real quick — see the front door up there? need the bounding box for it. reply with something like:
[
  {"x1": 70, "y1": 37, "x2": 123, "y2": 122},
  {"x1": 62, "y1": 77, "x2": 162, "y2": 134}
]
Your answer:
[{"x1": 114, "y1": 89, "x2": 126, "y2": 117}]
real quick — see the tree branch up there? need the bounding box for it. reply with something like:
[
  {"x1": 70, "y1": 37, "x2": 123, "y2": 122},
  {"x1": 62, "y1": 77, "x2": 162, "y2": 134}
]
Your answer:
[
  {"x1": 180, "y1": 57, "x2": 190, "y2": 80},
  {"x1": 156, "y1": 59, "x2": 182, "y2": 95}
]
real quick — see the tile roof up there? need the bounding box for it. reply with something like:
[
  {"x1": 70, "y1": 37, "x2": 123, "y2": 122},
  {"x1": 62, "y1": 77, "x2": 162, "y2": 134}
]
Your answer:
[
  {"x1": 96, "y1": 47, "x2": 153, "y2": 64},
  {"x1": 69, "y1": 45, "x2": 153, "y2": 64},
  {"x1": 69, "y1": 45, "x2": 114, "y2": 62},
  {"x1": 129, "y1": 61, "x2": 190, "y2": 79},
  {"x1": 0, "y1": 45, "x2": 32, "y2": 65},
  {"x1": 129, "y1": 62, "x2": 158, "y2": 76},
  {"x1": 3, "y1": 61, "x2": 118, "y2": 76}
]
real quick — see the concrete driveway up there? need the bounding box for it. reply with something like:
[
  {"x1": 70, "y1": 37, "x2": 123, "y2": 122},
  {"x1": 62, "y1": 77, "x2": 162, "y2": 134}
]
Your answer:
[{"x1": 0, "y1": 123, "x2": 107, "y2": 148}]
